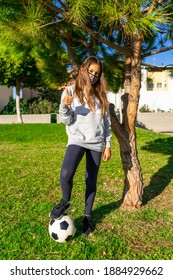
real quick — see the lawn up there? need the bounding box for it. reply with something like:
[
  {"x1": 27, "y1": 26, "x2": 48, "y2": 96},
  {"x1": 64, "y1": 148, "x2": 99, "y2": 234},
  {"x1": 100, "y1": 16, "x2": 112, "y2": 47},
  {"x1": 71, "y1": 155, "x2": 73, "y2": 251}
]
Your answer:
[{"x1": 0, "y1": 124, "x2": 173, "y2": 260}]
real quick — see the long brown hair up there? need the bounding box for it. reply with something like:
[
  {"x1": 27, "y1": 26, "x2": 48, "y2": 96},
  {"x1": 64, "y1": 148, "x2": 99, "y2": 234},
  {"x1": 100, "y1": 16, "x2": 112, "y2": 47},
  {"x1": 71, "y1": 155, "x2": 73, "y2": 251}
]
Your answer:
[{"x1": 74, "y1": 56, "x2": 108, "y2": 116}]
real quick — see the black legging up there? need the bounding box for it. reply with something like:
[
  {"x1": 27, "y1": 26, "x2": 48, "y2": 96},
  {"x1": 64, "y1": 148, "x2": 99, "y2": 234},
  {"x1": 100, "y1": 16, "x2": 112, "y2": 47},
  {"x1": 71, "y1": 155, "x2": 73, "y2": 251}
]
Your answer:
[{"x1": 60, "y1": 145, "x2": 102, "y2": 216}]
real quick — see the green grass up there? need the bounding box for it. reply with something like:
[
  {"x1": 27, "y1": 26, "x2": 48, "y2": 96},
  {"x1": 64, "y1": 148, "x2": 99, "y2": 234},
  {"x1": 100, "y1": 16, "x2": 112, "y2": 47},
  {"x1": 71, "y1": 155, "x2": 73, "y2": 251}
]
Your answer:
[{"x1": 0, "y1": 124, "x2": 173, "y2": 260}]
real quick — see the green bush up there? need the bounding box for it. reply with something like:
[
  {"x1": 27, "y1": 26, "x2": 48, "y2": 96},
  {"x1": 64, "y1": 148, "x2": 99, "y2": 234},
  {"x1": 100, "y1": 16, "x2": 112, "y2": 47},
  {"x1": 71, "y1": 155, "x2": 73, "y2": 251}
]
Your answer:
[
  {"x1": 29, "y1": 97, "x2": 59, "y2": 114},
  {"x1": 1, "y1": 97, "x2": 59, "y2": 114},
  {"x1": 1, "y1": 98, "x2": 30, "y2": 115},
  {"x1": 139, "y1": 104, "x2": 153, "y2": 112}
]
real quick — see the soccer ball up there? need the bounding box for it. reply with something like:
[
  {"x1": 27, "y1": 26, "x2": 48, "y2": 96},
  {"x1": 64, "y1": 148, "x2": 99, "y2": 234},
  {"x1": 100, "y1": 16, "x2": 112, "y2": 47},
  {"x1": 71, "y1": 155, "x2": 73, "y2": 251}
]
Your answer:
[{"x1": 49, "y1": 214, "x2": 76, "y2": 243}]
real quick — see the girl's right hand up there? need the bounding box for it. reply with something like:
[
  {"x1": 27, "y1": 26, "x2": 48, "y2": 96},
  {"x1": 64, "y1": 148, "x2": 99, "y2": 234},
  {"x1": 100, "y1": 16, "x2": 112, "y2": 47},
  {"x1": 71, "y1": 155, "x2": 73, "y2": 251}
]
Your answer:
[
  {"x1": 103, "y1": 148, "x2": 111, "y2": 161},
  {"x1": 62, "y1": 88, "x2": 73, "y2": 106}
]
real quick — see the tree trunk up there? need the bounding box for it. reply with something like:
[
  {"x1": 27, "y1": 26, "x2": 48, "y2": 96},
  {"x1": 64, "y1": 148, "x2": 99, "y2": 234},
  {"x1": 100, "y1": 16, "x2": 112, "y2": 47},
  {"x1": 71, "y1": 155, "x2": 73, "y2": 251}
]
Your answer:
[
  {"x1": 120, "y1": 132, "x2": 143, "y2": 208},
  {"x1": 110, "y1": 35, "x2": 143, "y2": 208},
  {"x1": 16, "y1": 80, "x2": 23, "y2": 124}
]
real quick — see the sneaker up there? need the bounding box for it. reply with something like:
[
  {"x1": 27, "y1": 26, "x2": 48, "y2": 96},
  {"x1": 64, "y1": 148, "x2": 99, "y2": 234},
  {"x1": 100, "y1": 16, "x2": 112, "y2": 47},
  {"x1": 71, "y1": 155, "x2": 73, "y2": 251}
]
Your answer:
[
  {"x1": 49, "y1": 199, "x2": 70, "y2": 219},
  {"x1": 82, "y1": 216, "x2": 94, "y2": 235}
]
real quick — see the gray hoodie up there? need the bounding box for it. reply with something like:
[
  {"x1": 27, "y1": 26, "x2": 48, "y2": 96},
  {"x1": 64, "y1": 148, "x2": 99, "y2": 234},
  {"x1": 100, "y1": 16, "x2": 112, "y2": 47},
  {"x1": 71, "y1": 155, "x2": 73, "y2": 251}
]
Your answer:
[{"x1": 59, "y1": 84, "x2": 112, "y2": 152}]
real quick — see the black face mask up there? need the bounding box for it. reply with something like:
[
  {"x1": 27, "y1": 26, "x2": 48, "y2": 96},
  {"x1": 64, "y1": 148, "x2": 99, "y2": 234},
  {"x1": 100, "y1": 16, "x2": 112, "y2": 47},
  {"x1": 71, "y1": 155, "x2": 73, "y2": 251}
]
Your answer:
[{"x1": 88, "y1": 71, "x2": 99, "y2": 84}]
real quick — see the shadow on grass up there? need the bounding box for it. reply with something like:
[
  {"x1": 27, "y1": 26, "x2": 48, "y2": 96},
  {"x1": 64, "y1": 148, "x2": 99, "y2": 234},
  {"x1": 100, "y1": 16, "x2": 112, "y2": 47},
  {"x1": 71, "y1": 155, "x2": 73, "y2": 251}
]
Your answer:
[
  {"x1": 74, "y1": 200, "x2": 122, "y2": 237},
  {"x1": 74, "y1": 136, "x2": 173, "y2": 235},
  {"x1": 141, "y1": 137, "x2": 173, "y2": 205}
]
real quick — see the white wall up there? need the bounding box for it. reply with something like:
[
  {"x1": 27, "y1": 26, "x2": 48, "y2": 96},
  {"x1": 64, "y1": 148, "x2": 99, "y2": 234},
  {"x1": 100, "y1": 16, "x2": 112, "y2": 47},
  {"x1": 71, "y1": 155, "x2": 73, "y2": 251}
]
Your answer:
[
  {"x1": 138, "y1": 91, "x2": 173, "y2": 111},
  {"x1": 139, "y1": 68, "x2": 173, "y2": 111},
  {"x1": 0, "y1": 86, "x2": 12, "y2": 112},
  {"x1": 0, "y1": 86, "x2": 40, "y2": 112},
  {"x1": 109, "y1": 68, "x2": 173, "y2": 112}
]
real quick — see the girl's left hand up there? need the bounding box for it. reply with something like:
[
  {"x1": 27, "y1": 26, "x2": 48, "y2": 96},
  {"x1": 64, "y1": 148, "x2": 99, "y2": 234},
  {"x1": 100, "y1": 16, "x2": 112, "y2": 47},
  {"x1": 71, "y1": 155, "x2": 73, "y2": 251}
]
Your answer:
[{"x1": 103, "y1": 148, "x2": 111, "y2": 161}]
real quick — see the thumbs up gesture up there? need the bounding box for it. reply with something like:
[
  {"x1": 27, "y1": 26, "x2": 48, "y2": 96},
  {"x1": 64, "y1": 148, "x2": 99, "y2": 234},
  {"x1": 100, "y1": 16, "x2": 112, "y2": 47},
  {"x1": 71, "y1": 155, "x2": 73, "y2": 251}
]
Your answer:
[{"x1": 62, "y1": 88, "x2": 73, "y2": 106}]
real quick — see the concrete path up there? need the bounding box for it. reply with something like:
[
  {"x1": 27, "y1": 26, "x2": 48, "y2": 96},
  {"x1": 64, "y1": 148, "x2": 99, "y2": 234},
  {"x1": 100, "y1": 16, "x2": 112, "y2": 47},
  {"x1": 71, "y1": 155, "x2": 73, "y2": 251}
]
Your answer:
[
  {"x1": 0, "y1": 112, "x2": 173, "y2": 136},
  {"x1": 136, "y1": 112, "x2": 173, "y2": 136}
]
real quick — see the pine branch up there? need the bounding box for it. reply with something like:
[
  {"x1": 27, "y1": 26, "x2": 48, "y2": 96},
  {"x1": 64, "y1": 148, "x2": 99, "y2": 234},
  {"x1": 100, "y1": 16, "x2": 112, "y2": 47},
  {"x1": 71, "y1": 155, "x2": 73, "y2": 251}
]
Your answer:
[
  {"x1": 73, "y1": 22, "x2": 130, "y2": 56},
  {"x1": 71, "y1": 38, "x2": 95, "y2": 55},
  {"x1": 141, "y1": 45, "x2": 173, "y2": 58},
  {"x1": 44, "y1": 1, "x2": 130, "y2": 56},
  {"x1": 44, "y1": 1, "x2": 65, "y2": 14},
  {"x1": 40, "y1": 19, "x2": 64, "y2": 29},
  {"x1": 143, "y1": 0, "x2": 167, "y2": 15}
]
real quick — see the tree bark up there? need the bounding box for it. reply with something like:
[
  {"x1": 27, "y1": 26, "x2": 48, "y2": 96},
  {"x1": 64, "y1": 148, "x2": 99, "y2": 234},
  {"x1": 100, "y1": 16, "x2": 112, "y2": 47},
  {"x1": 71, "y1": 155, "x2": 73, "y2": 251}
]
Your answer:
[
  {"x1": 16, "y1": 80, "x2": 23, "y2": 124},
  {"x1": 110, "y1": 35, "x2": 144, "y2": 208},
  {"x1": 120, "y1": 132, "x2": 143, "y2": 208}
]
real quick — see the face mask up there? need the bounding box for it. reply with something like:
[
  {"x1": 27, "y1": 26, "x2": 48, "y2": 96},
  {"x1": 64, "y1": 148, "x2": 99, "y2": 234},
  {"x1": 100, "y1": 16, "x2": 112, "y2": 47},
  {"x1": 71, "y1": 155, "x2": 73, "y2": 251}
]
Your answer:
[{"x1": 88, "y1": 71, "x2": 99, "y2": 84}]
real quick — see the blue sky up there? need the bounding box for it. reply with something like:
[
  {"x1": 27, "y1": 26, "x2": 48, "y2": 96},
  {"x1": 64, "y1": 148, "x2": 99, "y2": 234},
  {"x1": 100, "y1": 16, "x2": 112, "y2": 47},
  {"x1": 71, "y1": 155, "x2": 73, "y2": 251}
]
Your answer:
[{"x1": 144, "y1": 49, "x2": 173, "y2": 66}]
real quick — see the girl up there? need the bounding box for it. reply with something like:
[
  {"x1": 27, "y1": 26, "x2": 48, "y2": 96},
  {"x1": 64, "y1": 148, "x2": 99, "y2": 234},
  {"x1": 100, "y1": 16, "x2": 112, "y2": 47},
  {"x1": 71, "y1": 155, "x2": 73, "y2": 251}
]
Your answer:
[{"x1": 49, "y1": 56, "x2": 112, "y2": 235}]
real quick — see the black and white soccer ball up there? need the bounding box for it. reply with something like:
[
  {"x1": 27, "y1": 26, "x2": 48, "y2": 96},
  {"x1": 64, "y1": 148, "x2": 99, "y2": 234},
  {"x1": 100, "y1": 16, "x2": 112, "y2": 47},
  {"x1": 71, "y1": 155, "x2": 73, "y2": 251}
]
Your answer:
[{"x1": 49, "y1": 214, "x2": 76, "y2": 243}]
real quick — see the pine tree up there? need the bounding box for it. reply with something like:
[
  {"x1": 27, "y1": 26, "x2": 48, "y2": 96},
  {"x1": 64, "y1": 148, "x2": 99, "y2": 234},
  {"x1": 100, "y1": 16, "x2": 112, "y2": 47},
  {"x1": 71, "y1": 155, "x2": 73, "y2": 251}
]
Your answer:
[
  {"x1": 53, "y1": 0, "x2": 173, "y2": 208},
  {"x1": 1, "y1": 0, "x2": 173, "y2": 207}
]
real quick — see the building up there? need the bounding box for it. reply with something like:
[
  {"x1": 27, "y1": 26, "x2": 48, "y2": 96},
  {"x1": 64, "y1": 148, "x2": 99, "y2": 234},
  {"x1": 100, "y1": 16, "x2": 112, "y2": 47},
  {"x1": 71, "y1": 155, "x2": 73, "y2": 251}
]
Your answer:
[
  {"x1": 0, "y1": 86, "x2": 40, "y2": 112},
  {"x1": 108, "y1": 66, "x2": 173, "y2": 112},
  {"x1": 139, "y1": 66, "x2": 173, "y2": 111}
]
